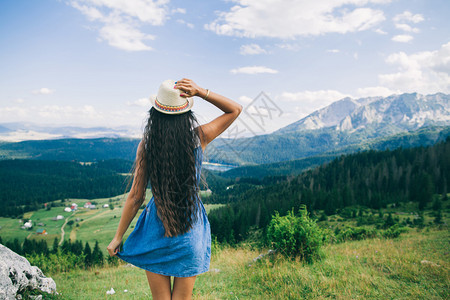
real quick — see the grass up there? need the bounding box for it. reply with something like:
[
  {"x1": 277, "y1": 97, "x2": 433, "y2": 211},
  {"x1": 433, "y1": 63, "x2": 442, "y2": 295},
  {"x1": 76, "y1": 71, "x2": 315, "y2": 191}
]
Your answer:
[{"x1": 50, "y1": 228, "x2": 449, "y2": 299}]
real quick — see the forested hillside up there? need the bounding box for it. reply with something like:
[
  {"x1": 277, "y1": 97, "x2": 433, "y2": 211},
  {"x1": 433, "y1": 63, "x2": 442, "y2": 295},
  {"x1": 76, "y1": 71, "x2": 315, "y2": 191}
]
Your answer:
[
  {"x1": 208, "y1": 138, "x2": 450, "y2": 243},
  {"x1": 0, "y1": 160, "x2": 131, "y2": 217},
  {"x1": 0, "y1": 138, "x2": 140, "y2": 161}
]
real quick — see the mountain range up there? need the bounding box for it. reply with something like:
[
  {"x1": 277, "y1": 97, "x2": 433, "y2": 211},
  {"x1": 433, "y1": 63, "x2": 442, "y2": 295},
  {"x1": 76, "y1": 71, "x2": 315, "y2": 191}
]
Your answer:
[
  {"x1": 0, "y1": 122, "x2": 140, "y2": 142},
  {"x1": 0, "y1": 93, "x2": 449, "y2": 167},
  {"x1": 207, "y1": 92, "x2": 450, "y2": 165},
  {"x1": 278, "y1": 92, "x2": 449, "y2": 134}
]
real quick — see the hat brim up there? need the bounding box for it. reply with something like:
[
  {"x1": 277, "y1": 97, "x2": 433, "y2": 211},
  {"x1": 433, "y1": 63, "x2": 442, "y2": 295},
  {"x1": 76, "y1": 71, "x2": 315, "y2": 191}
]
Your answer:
[{"x1": 150, "y1": 95, "x2": 194, "y2": 115}]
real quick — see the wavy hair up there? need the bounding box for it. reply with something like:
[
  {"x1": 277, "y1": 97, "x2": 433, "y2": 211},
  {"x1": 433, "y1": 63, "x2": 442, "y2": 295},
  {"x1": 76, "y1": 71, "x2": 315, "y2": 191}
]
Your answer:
[{"x1": 138, "y1": 107, "x2": 203, "y2": 237}]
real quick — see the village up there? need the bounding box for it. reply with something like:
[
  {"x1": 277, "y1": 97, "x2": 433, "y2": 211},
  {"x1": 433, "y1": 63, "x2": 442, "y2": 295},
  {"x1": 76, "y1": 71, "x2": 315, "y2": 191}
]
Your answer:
[{"x1": 19, "y1": 201, "x2": 112, "y2": 235}]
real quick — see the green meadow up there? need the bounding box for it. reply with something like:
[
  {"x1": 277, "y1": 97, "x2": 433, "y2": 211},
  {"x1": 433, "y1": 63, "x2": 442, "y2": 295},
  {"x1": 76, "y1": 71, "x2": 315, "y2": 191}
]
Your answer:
[{"x1": 51, "y1": 228, "x2": 449, "y2": 299}]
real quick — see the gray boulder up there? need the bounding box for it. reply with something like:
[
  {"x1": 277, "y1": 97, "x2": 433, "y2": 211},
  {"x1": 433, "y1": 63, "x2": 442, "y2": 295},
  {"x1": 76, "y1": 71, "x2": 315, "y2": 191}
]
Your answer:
[{"x1": 0, "y1": 244, "x2": 57, "y2": 299}]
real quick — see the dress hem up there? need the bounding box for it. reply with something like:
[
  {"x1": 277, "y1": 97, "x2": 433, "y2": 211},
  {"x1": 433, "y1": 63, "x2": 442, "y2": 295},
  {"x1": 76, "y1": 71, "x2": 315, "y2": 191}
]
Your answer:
[{"x1": 117, "y1": 254, "x2": 210, "y2": 277}]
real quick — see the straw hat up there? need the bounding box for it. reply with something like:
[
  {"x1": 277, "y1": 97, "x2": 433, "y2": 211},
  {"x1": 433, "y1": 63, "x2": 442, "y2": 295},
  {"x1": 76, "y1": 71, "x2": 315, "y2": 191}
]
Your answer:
[{"x1": 150, "y1": 79, "x2": 194, "y2": 114}]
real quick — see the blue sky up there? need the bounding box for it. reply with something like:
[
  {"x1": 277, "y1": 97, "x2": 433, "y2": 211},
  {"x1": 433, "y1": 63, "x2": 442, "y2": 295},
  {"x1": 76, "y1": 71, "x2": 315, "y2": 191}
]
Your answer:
[{"x1": 0, "y1": 0, "x2": 449, "y2": 136}]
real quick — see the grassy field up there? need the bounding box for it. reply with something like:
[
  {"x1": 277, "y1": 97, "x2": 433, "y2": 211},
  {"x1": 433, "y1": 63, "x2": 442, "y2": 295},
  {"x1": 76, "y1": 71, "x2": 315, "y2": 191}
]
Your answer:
[{"x1": 51, "y1": 228, "x2": 449, "y2": 299}]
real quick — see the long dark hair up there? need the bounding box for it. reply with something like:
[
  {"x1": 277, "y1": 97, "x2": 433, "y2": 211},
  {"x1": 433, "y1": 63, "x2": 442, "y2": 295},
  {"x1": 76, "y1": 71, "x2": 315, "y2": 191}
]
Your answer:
[{"x1": 139, "y1": 107, "x2": 202, "y2": 237}]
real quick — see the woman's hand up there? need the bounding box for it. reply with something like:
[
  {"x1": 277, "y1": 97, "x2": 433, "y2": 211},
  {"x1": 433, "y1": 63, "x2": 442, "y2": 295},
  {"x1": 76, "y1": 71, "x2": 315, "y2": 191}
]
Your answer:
[
  {"x1": 107, "y1": 237, "x2": 122, "y2": 256},
  {"x1": 174, "y1": 78, "x2": 206, "y2": 98}
]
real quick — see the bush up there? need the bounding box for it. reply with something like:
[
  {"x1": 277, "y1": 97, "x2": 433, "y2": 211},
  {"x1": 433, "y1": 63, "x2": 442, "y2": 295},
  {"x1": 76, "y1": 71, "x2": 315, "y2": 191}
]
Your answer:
[
  {"x1": 382, "y1": 224, "x2": 408, "y2": 238},
  {"x1": 336, "y1": 226, "x2": 379, "y2": 242},
  {"x1": 266, "y1": 205, "x2": 325, "y2": 262}
]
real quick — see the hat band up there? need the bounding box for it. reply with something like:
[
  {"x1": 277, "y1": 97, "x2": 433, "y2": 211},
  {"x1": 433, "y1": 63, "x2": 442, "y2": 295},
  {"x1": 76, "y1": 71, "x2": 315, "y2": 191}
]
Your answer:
[{"x1": 155, "y1": 97, "x2": 189, "y2": 112}]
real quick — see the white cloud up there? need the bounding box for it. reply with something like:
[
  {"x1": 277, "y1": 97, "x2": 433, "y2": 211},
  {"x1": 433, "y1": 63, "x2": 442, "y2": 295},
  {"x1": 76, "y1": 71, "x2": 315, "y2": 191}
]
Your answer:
[
  {"x1": 278, "y1": 90, "x2": 350, "y2": 120},
  {"x1": 391, "y1": 34, "x2": 413, "y2": 43},
  {"x1": 172, "y1": 8, "x2": 186, "y2": 14},
  {"x1": 355, "y1": 86, "x2": 397, "y2": 97},
  {"x1": 391, "y1": 11, "x2": 423, "y2": 42},
  {"x1": 15, "y1": 98, "x2": 25, "y2": 103},
  {"x1": 374, "y1": 28, "x2": 387, "y2": 35},
  {"x1": 327, "y1": 49, "x2": 340, "y2": 53},
  {"x1": 205, "y1": 0, "x2": 388, "y2": 39},
  {"x1": 379, "y1": 42, "x2": 450, "y2": 94},
  {"x1": 395, "y1": 23, "x2": 419, "y2": 33},
  {"x1": 393, "y1": 11, "x2": 424, "y2": 24},
  {"x1": 276, "y1": 43, "x2": 302, "y2": 51},
  {"x1": 230, "y1": 66, "x2": 278, "y2": 74},
  {"x1": 127, "y1": 97, "x2": 151, "y2": 107},
  {"x1": 99, "y1": 22, "x2": 155, "y2": 51},
  {"x1": 281, "y1": 90, "x2": 349, "y2": 103},
  {"x1": 0, "y1": 106, "x2": 28, "y2": 118},
  {"x1": 177, "y1": 19, "x2": 194, "y2": 29},
  {"x1": 239, "y1": 96, "x2": 253, "y2": 104},
  {"x1": 240, "y1": 44, "x2": 267, "y2": 55},
  {"x1": 69, "y1": 0, "x2": 176, "y2": 51},
  {"x1": 32, "y1": 88, "x2": 54, "y2": 95}
]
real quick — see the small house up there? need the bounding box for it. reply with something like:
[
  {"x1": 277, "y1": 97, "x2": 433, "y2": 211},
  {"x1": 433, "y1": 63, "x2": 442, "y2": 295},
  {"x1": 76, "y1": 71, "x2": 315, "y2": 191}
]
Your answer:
[
  {"x1": 36, "y1": 228, "x2": 47, "y2": 235},
  {"x1": 103, "y1": 204, "x2": 109, "y2": 208},
  {"x1": 52, "y1": 215, "x2": 64, "y2": 221},
  {"x1": 84, "y1": 202, "x2": 92, "y2": 208},
  {"x1": 23, "y1": 220, "x2": 32, "y2": 229},
  {"x1": 64, "y1": 207, "x2": 72, "y2": 212},
  {"x1": 71, "y1": 203, "x2": 78, "y2": 211}
]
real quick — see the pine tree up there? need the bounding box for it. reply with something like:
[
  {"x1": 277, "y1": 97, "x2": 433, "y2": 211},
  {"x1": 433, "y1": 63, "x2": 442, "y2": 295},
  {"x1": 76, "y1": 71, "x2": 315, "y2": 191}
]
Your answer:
[
  {"x1": 71, "y1": 240, "x2": 83, "y2": 255},
  {"x1": 84, "y1": 242, "x2": 93, "y2": 268},
  {"x1": 38, "y1": 240, "x2": 49, "y2": 256},
  {"x1": 52, "y1": 238, "x2": 59, "y2": 254},
  {"x1": 92, "y1": 241, "x2": 104, "y2": 267},
  {"x1": 433, "y1": 197, "x2": 442, "y2": 211},
  {"x1": 12, "y1": 238, "x2": 22, "y2": 255},
  {"x1": 384, "y1": 213, "x2": 395, "y2": 228},
  {"x1": 434, "y1": 210, "x2": 443, "y2": 224},
  {"x1": 22, "y1": 238, "x2": 34, "y2": 255},
  {"x1": 61, "y1": 239, "x2": 71, "y2": 253},
  {"x1": 0, "y1": 236, "x2": 3, "y2": 245}
]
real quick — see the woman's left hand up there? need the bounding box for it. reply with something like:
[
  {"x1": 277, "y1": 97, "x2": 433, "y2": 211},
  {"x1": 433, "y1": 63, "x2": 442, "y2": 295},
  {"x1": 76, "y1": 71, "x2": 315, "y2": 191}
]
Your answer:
[{"x1": 107, "y1": 237, "x2": 122, "y2": 256}]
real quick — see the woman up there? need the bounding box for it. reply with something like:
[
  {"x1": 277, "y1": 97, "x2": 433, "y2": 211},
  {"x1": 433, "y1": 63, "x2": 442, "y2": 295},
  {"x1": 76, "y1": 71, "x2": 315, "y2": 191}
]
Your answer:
[{"x1": 107, "y1": 78, "x2": 242, "y2": 299}]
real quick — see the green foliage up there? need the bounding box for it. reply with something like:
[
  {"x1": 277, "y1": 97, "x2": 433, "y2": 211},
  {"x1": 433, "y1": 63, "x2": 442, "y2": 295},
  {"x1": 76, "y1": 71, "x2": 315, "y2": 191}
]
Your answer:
[
  {"x1": 266, "y1": 206, "x2": 325, "y2": 262},
  {"x1": 27, "y1": 252, "x2": 86, "y2": 274},
  {"x1": 84, "y1": 242, "x2": 93, "y2": 268},
  {"x1": 92, "y1": 241, "x2": 104, "y2": 267},
  {"x1": 382, "y1": 224, "x2": 408, "y2": 238},
  {"x1": 384, "y1": 213, "x2": 396, "y2": 228},
  {"x1": 336, "y1": 226, "x2": 379, "y2": 242}
]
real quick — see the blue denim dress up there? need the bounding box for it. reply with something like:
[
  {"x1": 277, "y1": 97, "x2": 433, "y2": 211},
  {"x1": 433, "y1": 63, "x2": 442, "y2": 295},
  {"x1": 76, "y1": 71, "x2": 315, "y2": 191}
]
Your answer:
[{"x1": 116, "y1": 146, "x2": 211, "y2": 277}]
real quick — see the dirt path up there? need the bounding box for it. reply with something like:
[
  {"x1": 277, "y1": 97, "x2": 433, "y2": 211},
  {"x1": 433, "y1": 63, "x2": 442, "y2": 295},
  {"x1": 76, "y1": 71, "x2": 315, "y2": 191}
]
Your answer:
[{"x1": 59, "y1": 211, "x2": 77, "y2": 245}]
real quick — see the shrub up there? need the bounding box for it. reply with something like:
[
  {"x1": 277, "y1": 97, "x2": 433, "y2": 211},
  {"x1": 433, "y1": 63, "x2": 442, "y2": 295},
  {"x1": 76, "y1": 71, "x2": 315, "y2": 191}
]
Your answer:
[
  {"x1": 382, "y1": 224, "x2": 408, "y2": 238},
  {"x1": 336, "y1": 226, "x2": 379, "y2": 242},
  {"x1": 266, "y1": 205, "x2": 325, "y2": 262}
]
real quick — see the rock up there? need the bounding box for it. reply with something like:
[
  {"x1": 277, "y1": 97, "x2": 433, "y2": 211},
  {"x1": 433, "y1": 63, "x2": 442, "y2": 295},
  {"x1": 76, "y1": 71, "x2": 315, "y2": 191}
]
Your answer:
[
  {"x1": 248, "y1": 249, "x2": 276, "y2": 267},
  {"x1": 0, "y1": 244, "x2": 57, "y2": 299},
  {"x1": 106, "y1": 287, "x2": 115, "y2": 295},
  {"x1": 420, "y1": 260, "x2": 441, "y2": 267}
]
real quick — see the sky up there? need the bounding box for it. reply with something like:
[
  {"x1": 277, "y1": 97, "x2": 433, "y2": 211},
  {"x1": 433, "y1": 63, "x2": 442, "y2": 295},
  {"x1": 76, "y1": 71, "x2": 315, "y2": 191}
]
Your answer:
[{"x1": 0, "y1": 0, "x2": 449, "y2": 137}]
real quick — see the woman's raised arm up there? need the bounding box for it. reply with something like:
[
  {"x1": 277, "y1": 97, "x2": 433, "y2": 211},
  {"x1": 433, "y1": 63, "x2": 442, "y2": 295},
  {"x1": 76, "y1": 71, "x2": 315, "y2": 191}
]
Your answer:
[{"x1": 174, "y1": 78, "x2": 242, "y2": 150}]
